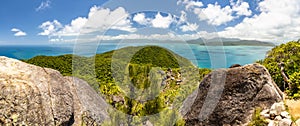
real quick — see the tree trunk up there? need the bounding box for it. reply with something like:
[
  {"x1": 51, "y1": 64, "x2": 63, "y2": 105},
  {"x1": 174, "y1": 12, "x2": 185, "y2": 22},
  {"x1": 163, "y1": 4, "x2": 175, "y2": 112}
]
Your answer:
[{"x1": 278, "y1": 62, "x2": 291, "y2": 90}]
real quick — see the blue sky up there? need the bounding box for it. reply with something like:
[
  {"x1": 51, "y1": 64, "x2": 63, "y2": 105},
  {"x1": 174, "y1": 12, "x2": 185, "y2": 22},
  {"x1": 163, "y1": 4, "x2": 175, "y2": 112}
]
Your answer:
[{"x1": 1, "y1": 0, "x2": 300, "y2": 45}]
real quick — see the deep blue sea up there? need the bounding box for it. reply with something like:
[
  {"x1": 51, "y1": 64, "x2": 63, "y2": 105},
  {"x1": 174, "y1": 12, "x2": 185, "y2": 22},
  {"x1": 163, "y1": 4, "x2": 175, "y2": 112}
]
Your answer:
[{"x1": 0, "y1": 43, "x2": 273, "y2": 69}]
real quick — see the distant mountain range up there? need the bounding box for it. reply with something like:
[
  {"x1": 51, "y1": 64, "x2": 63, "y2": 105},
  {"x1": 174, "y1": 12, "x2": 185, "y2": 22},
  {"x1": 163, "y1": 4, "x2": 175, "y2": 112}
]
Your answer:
[
  {"x1": 99, "y1": 37, "x2": 275, "y2": 46},
  {"x1": 187, "y1": 37, "x2": 275, "y2": 46}
]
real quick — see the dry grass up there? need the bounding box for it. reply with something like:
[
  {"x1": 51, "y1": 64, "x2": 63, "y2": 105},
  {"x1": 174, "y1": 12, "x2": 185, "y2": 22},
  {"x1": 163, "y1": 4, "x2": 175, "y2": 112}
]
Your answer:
[{"x1": 285, "y1": 99, "x2": 300, "y2": 120}]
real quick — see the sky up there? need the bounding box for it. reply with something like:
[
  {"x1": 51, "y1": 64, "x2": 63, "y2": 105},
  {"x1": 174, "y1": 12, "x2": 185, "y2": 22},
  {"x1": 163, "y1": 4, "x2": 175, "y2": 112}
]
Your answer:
[{"x1": 1, "y1": 0, "x2": 300, "y2": 45}]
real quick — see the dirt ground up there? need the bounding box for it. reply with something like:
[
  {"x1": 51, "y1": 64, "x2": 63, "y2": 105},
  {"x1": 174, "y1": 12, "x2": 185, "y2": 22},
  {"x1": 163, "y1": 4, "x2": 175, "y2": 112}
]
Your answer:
[{"x1": 285, "y1": 99, "x2": 300, "y2": 121}]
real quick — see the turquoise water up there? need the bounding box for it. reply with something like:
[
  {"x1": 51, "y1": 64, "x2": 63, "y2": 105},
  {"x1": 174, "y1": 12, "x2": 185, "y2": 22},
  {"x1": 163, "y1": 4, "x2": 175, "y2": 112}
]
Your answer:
[{"x1": 0, "y1": 44, "x2": 273, "y2": 69}]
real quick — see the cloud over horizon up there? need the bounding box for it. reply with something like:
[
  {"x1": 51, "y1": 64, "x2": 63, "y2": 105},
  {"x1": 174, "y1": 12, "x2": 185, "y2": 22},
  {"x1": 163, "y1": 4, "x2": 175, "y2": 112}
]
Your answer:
[
  {"x1": 36, "y1": 0, "x2": 300, "y2": 43},
  {"x1": 11, "y1": 28, "x2": 27, "y2": 37},
  {"x1": 38, "y1": 6, "x2": 136, "y2": 38}
]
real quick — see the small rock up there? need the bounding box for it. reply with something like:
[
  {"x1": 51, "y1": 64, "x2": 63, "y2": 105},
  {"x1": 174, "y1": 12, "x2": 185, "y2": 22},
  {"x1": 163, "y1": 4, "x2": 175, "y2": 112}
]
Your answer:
[
  {"x1": 143, "y1": 120, "x2": 153, "y2": 126},
  {"x1": 280, "y1": 111, "x2": 291, "y2": 119},
  {"x1": 261, "y1": 109, "x2": 270, "y2": 116},
  {"x1": 264, "y1": 114, "x2": 271, "y2": 119},
  {"x1": 275, "y1": 116, "x2": 282, "y2": 121},
  {"x1": 268, "y1": 120, "x2": 276, "y2": 126},
  {"x1": 270, "y1": 102, "x2": 285, "y2": 116},
  {"x1": 278, "y1": 118, "x2": 292, "y2": 126}
]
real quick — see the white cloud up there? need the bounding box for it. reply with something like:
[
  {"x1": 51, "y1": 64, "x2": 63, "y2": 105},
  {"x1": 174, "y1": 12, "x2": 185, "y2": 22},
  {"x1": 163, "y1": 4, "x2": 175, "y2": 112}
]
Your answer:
[
  {"x1": 38, "y1": 6, "x2": 136, "y2": 38},
  {"x1": 178, "y1": 11, "x2": 187, "y2": 23},
  {"x1": 11, "y1": 28, "x2": 27, "y2": 36},
  {"x1": 38, "y1": 20, "x2": 62, "y2": 36},
  {"x1": 61, "y1": 17, "x2": 88, "y2": 36},
  {"x1": 231, "y1": 0, "x2": 252, "y2": 16},
  {"x1": 133, "y1": 13, "x2": 149, "y2": 25},
  {"x1": 36, "y1": 0, "x2": 51, "y2": 11},
  {"x1": 194, "y1": 3, "x2": 234, "y2": 26},
  {"x1": 177, "y1": 0, "x2": 204, "y2": 10},
  {"x1": 85, "y1": 6, "x2": 136, "y2": 32},
  {"x1": 73, "y1": 31, "x2": 214, "y2": 42},
  {"x1": 218, "y1": 0, "x2": 300, "y2": 42},
  {"x1": 133, "y1": 12, "x2": 176, "y2": 29},
  {"x1": 180, "y1": 23, "x2": 199, "y2": 32},
  {"x1": 151, "y1": 12, "x2": 174, "y2": 28},
  {"x1": 178, "y1": 0, "x2": 252, "y2": 26}
]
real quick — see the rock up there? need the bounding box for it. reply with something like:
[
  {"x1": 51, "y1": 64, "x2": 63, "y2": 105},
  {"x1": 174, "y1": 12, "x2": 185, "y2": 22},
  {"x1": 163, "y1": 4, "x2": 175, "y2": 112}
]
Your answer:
[
  {"x1": 268, "y1": 120, "x2": 277, "y2": 126},
  {"x1": 278, "y1": 118, "x2": 292, "y2": 126},
  {"x1": 183, "y1": 64, "x2": 283, "y2": 126},
  {"x1": 0, "y1": 56, "x2": 109, "y2": 125},
  {"x1": 264, "y1": 114, "x2": 271, "y2": 119},
  {"x1": 143, "y1": 120, "x2": 153, "y2": 126},
  {"x1": 67, "y1": 77, "x2": 110, "y2": 125},
  {"x1": 261, "y1": 109, "x2": 270, "y2": 117},
  {"x1": 270, "y1": 110, "x2": 278, "y2": 119},
  {"x1": 280, "y1": 111, "x2": 291, "y2": 119},
  {"x1": 270, "y1": 102, "x2": 285, "y2": 116},
  {"x1": 296, "y1": 119, "x2": 300, "y2": 126},
  {"x1": 261, "y1": 109, "x2": 270, "y2": 115},
  {"x1": 275, "y1": 116, "x2": 282, "y2": 121},
  {"x1": 229, "y1": 64, "x2": 242, "y2": 68}
]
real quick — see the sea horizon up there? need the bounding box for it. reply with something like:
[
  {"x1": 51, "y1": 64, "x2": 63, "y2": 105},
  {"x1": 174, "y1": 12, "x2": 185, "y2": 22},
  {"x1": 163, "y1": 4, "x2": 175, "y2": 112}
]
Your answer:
[{"x1": 0, "y1": 43, "x2": 273, "y2": 69}]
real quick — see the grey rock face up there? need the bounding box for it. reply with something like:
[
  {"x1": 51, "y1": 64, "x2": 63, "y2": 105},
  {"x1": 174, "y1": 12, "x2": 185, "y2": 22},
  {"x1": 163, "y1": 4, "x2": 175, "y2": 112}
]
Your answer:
[
  {"x1": 67, "y1": 77, "x2": 110, "y2": 125},
  {"x1": 183, "y1": 64, "x2": 283, "y2": 126},
  {"x1": 0, "y1": 56, "x2": 109, "y2": 125}
]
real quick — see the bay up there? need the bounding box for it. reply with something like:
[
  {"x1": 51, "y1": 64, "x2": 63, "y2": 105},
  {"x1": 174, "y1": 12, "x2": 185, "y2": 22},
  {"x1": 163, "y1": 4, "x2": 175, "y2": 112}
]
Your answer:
[{"x1": 0, "y1": 44, "x2": 273, "y2": 69}]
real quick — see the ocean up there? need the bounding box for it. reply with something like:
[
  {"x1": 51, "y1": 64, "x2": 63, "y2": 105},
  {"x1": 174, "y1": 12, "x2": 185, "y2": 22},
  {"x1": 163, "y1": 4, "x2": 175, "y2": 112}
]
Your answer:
[{"x1": 0, "y1": 43, "x2": 273, "y2": 69}]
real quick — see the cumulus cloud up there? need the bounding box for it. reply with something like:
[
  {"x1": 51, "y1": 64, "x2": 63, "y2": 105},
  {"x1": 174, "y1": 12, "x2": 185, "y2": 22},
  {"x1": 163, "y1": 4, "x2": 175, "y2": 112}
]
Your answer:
[
  {"x1": 231, "y1": 0, "x2": 252, "y2": 16},
  {"x1": 38, "y1": 6, "x2": 136, "y2": 38},
  {"x1": 11, "y1": 28, "x2": 27, "y2": 36},
  {"x1": 194, "y1": 3, "x2": 234, "y2": 26},
  {"x1": 36, "y1": 0, "x2": 51, "y2": 11},
  {"x1": 151, "y1": 13, "x2": 174, "y2": 28},
  {"x1": 177, "y1": 0, "x2": 204, "y2": 10},
  {"x1": 38, "y1": 20, "x2": 62, "y2": 36},
  {"x1": 133, "y1": 12, "x2": 175, "y2": 29},
  {"x1": 85, "y1": 6, "x2": 136, "y2": 32},
  {"x1": 178, "y1": 11, "x2": 187, "y2": 23},
  {"x1": 61, "y1": 17, "x2": 88, "y2": 36},
  {"x1": 178, "y1": 0, "x2": 252, "y2": 26},
  {"x1": 133, "y1": 13, "x2": 149, "y2": 25},
  {"x1": 218, "y1": 0, "x2": 300, "y2": 42},
  {"x1": 180, "y1": 23, "x2": 199, "y2": 32}
]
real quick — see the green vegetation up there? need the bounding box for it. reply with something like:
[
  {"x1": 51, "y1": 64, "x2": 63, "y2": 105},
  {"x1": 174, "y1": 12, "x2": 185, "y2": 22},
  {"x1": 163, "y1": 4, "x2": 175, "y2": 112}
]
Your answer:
[
  {"x1": 248, "y1": 108, "x2": 268, "y2": 126},
  {"x1": 259, "y1": 41, "x2": 300, "y2": 99},
  {"x1": 25, "y1": 45, "x2": 211, "y2": 125}
]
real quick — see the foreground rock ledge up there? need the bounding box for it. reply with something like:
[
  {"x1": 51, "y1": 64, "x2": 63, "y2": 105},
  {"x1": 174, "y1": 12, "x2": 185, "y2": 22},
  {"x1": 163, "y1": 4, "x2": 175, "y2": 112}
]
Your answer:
[
  {"x1": 183, "y1": 64, "x2": 283, "y2": 126},
  {"x1": 0, "y1": 56, "x2": 109, "y2": 125}
]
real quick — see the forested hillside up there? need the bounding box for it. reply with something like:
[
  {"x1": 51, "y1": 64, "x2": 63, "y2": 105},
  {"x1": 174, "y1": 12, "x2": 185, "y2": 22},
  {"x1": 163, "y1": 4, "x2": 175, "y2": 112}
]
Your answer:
[{"x1": 25, "y1": 46, "x2": 211, "y2": 125}]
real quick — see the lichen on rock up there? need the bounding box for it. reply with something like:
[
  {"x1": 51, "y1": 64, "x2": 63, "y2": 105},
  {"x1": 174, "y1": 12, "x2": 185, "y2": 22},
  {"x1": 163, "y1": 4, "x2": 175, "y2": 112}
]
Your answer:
[
  {"x1": 0, "y1": 56, "x2": 109, "y2": 125},
  {"x1": 183, "y1": 64, "x2": 283, "y2": 126}
]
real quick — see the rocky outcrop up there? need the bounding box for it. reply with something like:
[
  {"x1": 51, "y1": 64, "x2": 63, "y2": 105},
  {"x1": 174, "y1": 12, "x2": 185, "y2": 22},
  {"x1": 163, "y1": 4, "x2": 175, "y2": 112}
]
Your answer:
[
  {"x1": 0, "y1": 56, "x2": 109, "y2": 125},
  {"x1": 260, "y1": 102, "x2": 293, "y2": 126},
  {"x1": 183, "y1": 64, "x2": 283, "y2": 126}
]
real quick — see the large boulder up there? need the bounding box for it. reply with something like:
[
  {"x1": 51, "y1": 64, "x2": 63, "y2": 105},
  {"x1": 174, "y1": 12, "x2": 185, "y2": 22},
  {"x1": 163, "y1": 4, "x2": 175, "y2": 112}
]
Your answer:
[
  {"x1": 183, "y1": 64, "x2": 283, "y2": 126},
  {"x1": 0, "y1": 56, "x2": 109, "y2": 125}
]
